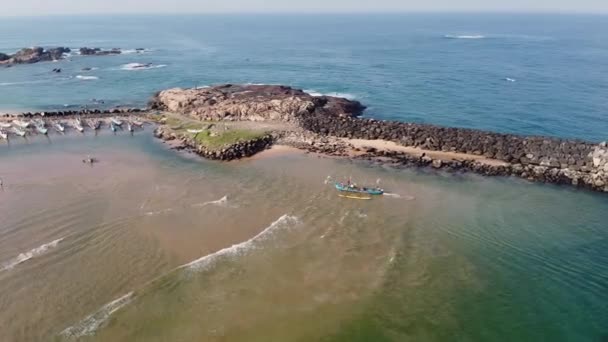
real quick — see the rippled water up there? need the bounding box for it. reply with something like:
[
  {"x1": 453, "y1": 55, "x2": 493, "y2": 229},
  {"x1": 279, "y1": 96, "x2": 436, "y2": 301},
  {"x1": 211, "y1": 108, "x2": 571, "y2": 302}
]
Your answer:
[
  {"x1": 0, "y1": 132, "x2": 607, "y2": 341},
  {"x1": 1, "y1": 14, "x2": 608, "y2": 141}
]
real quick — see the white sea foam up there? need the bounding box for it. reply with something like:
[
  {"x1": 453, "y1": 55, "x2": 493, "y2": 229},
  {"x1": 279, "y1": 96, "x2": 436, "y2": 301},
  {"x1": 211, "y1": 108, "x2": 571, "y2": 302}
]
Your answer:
[
  {"x1": 60, "y1": 292, "x2": 134, "y2": 339},
  {"x1": 0, "y1": 80, "x2": 50, "y2": 87},
  {"x1": 304, "y1": 89, "x2": 357, "y2": 100},
  {"x1": 383, "y1": 193, "x2": 415, "y2": 201},
  {"x1": 1, "y1": 238, "x2": 64, "y2": 271},
  {"x1": 444, "y1": 34, "x2": 486, "y2": 40},
  {"x1": 120, "y1": 63, "x2": 167, "y2": 71},
  {"x1": 181, "y1": 215, "x2": 300, "y2": 272},
  {"x1": 144, "y1": 208, "x2": 173, "y2": 216},
  {"x1": 505, "y1": 77, "x2": 516, "y2": 82},
  {"x1": 75, "y1": 75, "x2": 99, "y2": 80},
  {"x1": 192, "y1": 195, "x2": 230, "y2": 208}
]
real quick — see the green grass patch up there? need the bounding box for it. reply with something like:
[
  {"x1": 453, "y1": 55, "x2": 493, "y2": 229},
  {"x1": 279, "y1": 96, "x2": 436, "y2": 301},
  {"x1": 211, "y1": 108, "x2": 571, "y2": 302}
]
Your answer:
[{"x1": 192, "y1": 129, "x2": 267, "y2": 149}]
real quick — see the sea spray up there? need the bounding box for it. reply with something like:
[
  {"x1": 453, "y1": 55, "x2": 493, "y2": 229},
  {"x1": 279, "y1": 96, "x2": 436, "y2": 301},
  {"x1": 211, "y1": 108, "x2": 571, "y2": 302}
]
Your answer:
[
  {"x1": 1, "y1": 237, "x2": 64, "y2": 271},
  {"x1": 181, "y1": 214, "x2": 300, "y2": 272},
  {"x1": 60, "y1": 292, "x2": 134, "y2": 339}
]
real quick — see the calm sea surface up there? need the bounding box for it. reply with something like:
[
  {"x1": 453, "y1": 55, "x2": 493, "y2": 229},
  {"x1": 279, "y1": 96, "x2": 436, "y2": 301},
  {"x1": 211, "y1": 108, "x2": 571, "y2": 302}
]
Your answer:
[{"x1": 0, "y1": 14, "x2": 607, "y2": 342}]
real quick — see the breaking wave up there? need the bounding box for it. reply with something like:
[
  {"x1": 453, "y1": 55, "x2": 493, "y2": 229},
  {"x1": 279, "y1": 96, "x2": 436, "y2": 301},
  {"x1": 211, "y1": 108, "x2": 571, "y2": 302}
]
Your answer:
[
  {"x1": 304, "y1": 89, "x2": 357, "y2": 100},
  {"x1": 444, "y1": 34, "x2": 486, "y2": 40},
  {"x1": 75, "y1": 75, "x2": 99, "y2": 80},
  {"x1": 60, "y1": 292, "x2": 134, "y2": 339},
  {"x1": 120, "y1": 63, "x2": 167, "y2": 71},
  {"x1": 181, "y1": 215, "x2": 300, "y2": 272},
  {"x1": 192, "y1": 195, "x2": 229, "y2": 208},
  {"x1": 1, "y1": 238, "x2": 64, "y2": 271}
]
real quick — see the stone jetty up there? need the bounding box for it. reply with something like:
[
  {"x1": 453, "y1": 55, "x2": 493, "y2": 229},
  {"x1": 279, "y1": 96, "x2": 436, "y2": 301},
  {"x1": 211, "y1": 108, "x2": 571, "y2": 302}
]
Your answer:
[{"x1": 150, "y1": 84, "x2": 608, "y2": 193}]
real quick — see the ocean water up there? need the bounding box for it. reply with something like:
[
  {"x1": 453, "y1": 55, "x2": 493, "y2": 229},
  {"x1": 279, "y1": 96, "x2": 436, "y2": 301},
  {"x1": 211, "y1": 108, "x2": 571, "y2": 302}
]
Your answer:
[
  {"x1": 0, "y1": 132, "x2": 607, "y2": 342},
  {"x1": 1, "y1": 14, "x2": 607, "y2": 141}
]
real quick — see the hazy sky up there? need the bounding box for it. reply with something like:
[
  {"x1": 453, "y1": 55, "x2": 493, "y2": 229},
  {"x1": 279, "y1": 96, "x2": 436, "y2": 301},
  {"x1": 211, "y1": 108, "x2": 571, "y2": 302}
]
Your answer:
[{"x1": 3, "y1": 0, "x2": 608, "y2": 16}]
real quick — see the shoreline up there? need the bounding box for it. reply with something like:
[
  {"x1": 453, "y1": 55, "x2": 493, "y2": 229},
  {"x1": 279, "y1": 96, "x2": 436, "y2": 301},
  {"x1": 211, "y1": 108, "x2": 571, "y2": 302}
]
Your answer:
[{"x1": 2, "y1": 83, "x2": 607, "y2": 194}]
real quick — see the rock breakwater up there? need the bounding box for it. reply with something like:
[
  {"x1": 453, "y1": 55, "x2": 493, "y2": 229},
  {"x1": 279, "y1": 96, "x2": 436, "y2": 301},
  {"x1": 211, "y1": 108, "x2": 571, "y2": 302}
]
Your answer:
[{"x1": 148, "y1": 84, "x2": 608, "y2": 193}]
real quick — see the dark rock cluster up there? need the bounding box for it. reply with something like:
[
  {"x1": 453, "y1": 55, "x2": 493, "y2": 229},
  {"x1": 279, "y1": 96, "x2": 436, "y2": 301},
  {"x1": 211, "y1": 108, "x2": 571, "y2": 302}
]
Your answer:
[
  {"x1": 154, "y1": 126, "x2": 274, "y2": 161},
  {"x1": 0, "y1": 47, "x2": 71, "y2": 65},
  {"x1": 0, "y1": 46, "x2": 130, "y2": 67}
]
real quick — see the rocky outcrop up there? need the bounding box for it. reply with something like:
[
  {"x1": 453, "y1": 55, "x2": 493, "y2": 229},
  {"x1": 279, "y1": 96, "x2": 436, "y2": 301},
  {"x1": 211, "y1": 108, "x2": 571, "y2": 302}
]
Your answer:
[
  {"x1": 79, "y1": 47, "x2": 122, "y2": 56},
  {"x1": 149, "y1": 84, "x2": 365, "y2": 123},
  {"x1": 151, "y1": 84, "x2": 607, "y2": 193},
  {"x1": 0, "y1": 46, "x2": 129, "y2": 67},
  {"x1": 0, "y1": 47, "x2": 71, "y2": 65},
  {"x1": 154, "y1": 126, "x2": 274, "y2": 161}
]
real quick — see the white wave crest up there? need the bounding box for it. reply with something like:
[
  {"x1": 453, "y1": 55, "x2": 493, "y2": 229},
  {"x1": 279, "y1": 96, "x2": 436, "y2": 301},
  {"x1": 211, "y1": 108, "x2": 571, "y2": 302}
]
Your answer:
[
  {"x1": 2, "y1": 238, "x2": 64, "y2": 271},
  {"x1": 75, "y1": 75, "x2": 99, "y2": 80},
  {"x1": 192, "y1": 195, "x2": 230, "y2": 208},
  {"x1": 505, "y1": 77, "x2": 516, "y2": 82},
  {"x1": 144, "y1": 208, "x2": 173, "y2": 216},
  {"x1": 304, "y1": 89, "x2": 356, "y2": 100},
  {"x1": 121, "y1": 49, "x2": 149, "y2": 55},
  {"x1": 60, "y1": 292, "x2": 134, "y2": 339},
  {"x1": 120, "y1": 63, "x2": 167, "y2": 71},
  {"x1": 0, "y1": 80, "x2": 50, "y2": 87},
  {"x1": 181, "y1": 215, "x2": 300, "y2": 272},
  {"x1": 444, "y1": 34, "x2": 486, "y2": 40}
]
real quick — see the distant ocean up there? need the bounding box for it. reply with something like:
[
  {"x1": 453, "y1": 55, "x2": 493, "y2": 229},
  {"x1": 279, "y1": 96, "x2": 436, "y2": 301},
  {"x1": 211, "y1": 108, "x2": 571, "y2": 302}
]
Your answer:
[{"x1": 0, "y1": 14, "x2": 607, "y2": 141}]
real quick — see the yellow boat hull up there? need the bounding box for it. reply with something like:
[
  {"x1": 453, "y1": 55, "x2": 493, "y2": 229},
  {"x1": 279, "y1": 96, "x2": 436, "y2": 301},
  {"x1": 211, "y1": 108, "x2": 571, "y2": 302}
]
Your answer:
[{"x1": 338, "y1": 194, "x2": 372, "y2": 200}]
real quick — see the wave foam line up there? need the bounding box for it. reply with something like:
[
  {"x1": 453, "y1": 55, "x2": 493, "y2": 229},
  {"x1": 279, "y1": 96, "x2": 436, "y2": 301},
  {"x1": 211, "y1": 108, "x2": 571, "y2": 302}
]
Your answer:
[
  {"x1": 1, "y1": 237, "x2": 64, "y2": 271},
  {"x1": 144, "y1": 208, "x2": 173, "y2": 216},
  {"x1": 181, "y1": 214, "x2": 299, "y2": 272},
  {"x1": 60, "y1": 292, "x2": 134, "y2": 339},
  {"x1": 75, "y1": 75, "x2": 99, "y2": 80},
  {"x1": 444, "y1": 34, "x2": 486, "y2": 39},
  {"x1": 304, "y1": 89, "x2": 356, "y2": 100},
  {"x1": 192, "y1": 195, "x2": 229, "y2": 208}
]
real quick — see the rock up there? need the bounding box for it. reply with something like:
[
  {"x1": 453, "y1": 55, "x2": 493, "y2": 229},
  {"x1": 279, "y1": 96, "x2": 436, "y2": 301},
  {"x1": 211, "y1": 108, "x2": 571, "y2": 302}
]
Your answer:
[
  {"x1": 149, "y1": 84, "x2": 365, "y2": 123},
  {"x1": 431, "y1": 159, "x2": 443, "y2": 168}
]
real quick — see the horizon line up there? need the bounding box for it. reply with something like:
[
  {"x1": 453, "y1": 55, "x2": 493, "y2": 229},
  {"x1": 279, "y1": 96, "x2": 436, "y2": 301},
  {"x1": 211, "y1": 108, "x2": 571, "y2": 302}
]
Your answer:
[{"x1": 2, "y1": 10, "x2": 608, "y2": 18}]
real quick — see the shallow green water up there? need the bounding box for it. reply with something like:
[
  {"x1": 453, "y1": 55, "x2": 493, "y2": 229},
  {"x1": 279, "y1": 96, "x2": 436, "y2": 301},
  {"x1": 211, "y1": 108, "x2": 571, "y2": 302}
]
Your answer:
[{"x1": 0, "y1": 132, "x2": 607, "y2": 341}]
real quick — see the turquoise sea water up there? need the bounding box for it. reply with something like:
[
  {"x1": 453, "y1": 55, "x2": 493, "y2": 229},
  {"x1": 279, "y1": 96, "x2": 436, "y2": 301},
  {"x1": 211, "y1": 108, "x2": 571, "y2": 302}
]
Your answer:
[{"x1": 1, "y1": 14, "x2": 607, "y2": 141}]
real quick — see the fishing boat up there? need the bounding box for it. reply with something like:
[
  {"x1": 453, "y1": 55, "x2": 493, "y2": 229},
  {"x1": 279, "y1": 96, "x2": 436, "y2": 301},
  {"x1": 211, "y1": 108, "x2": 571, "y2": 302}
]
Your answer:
[
  {"x1": 127, "y1": 122, "x2": 134, "y2": 132},
  {"x1": 111, "y1": 118, "x2": 123, "y2": 126},
  {"x1": 0, "y1": 122, "x2": 12, "y2": 129},
  {"x1": 12, "y1": 127, "x2": 26, "y2": 137},
  {"x1": 12, "y1": 120, "x2": 31, "y2": 129},
  {"x1": 34, "y1": 119, "x2": 46, "y2": 128},
  {"x1": 35, "y1": 124, "x2": 48, "y2": 135},
  {"x1": 88, "y1": 120, "x2": 101, "y2": 130},
  {"x1": 0, "y1": 130, "x2": 7, "y2": 140},
  {"x1": 110, "y1": 122, "x2": 117, "y2": 132},
  {"x1": 54, "y1": 122, "x2": 65, "y2": 133},
  {"x1": 72, "y1": 119, "x2": 84, "y2": 133},
  {"x1": 132, "y1": 119, "x2": 144, "y2": 127},
  {"x1": 334, "y1": 181, "x2": 384, "y2": 196}
]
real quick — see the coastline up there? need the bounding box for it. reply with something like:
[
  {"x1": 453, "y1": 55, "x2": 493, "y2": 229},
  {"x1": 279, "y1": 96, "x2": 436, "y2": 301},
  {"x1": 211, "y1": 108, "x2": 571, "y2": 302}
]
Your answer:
[{"x1": 2, "y1": 84, "x2": 606, "y2": 194}]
